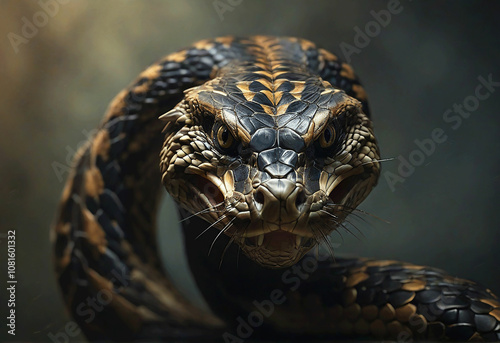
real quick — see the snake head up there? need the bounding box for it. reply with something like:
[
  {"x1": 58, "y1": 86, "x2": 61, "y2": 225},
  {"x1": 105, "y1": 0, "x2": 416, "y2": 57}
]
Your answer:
[{"x1": 160, "y1": 70, "x2": 380, "y2": 268}]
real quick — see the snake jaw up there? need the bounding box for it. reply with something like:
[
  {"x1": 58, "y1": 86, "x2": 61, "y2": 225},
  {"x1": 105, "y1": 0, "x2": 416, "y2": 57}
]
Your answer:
[
  {"x1": 160, "y1": 59, "x2": 381, "y2": 269},
  {"x1": 237, "y1": 231, "x2": 317, "y2": 268}
]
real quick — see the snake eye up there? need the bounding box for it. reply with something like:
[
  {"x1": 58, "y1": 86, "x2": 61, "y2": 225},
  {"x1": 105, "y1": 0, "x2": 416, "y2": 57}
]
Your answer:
[
  {"x1": 319, "y1": 124, "x2": 336, "y2": 148},
  {"x1": 216, "y1": 125, "x2": 235, "y2": 150}
]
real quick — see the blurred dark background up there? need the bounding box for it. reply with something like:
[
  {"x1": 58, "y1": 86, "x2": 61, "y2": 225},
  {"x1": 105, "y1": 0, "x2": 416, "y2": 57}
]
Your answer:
[{"x1": 1, "y1": 1, "x2": 499, "y2": 341}]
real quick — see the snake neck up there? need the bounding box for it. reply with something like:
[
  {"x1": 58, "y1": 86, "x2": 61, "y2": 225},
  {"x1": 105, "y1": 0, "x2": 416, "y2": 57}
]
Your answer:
[{"x1": 181, "y1": 212, "x2": 325, "y2": 334}]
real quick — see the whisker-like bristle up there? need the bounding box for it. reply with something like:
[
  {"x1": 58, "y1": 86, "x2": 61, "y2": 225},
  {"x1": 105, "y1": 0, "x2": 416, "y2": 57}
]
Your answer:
[
  {"x1": 324, "y1": 202, "x2": 390, "y2": 224},
  {"x1": 339, "y1": 222, "x2": 362, "y2": 241},
  {"x1": 344, "y1": 211, "x2": 372, "y2": 226},
  {"x1": 320, "y1": 207, "x2": 367, "y2": 244},
  {"x1": 309, "y1": 223, "x2": 335, "y2": 261},
  {"x1": 352, "y1": 208, "x2": 390, "y2": 224},
  {"x1": 220, "y1": 224, "x2": 247, "y2": 268},
  {"x1": 316, "y1": 226, "x2": 336, "y2": 260},
  {"x1": 219, "y1": 234, "x2": 236, "y2": 269},
  {"x1": 341, "y1": 217, "x2": 366, "y2": 239},
  {"x1": 359, "y1": 157, "x2": 397, "y2": 167},
  {"x1": 208, "y1": 217, "x2": 236, "y2": 256},
  {"x1": 319, "y1": 209, "x2": 339, "y2": 220},
  {"x1": 179, "y1": 200, "x2": 226, "y2": 223},
  {"x1": 195, "y1": 214, "x2": 227, "y2": 240},
  {"x1": 334, "y1": 226, "x2": 345, "y2": 244},
  {"x1": 236, "y1": 245, "x2": 241, "y2": 270}
]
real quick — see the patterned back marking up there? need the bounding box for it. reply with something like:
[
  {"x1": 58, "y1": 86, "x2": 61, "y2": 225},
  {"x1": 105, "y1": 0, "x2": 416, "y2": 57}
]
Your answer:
[{"x1": 53, "y1": 36, "x2": 500, "y2": 342}]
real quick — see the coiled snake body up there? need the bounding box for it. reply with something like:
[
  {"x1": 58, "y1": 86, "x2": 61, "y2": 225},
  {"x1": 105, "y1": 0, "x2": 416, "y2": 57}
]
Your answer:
[{"x1": 53, "y1": 36, "x2": 500, "y2": 341}]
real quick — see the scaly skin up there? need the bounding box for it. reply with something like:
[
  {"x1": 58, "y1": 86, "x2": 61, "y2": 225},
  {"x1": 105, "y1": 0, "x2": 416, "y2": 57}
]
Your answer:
[{"x1": 52, "y1": 36, "x2": 500, "y2": 341}]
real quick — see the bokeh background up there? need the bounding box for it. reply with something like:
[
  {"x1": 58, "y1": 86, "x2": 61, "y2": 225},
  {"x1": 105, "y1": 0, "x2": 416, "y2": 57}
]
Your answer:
[{"x1": 1, "y1": 1, "x2": 499, "y2": 341}]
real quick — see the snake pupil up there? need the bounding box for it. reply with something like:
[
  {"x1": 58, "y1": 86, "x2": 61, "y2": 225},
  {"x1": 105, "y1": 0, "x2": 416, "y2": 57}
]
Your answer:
[
  {"x1": 324, "y1": 128, "x2": 331, "y2": 142},
  {"x1": 319, "y1": 125, "x2": 335, "y2": 148},
  {"x1": 221, "y1": 129, "x2": 229, "y2": 142},
  {"x1": 216, "y1": 125, "x2": 235, "y2": 151}
]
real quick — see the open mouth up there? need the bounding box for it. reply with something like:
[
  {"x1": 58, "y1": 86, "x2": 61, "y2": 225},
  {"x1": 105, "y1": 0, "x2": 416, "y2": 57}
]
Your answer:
[
  {"x1": 192, "y1": 174, "x2": 224, "y2": 206},
  {"x1": 236, "y1": 230, "x2": 317, "y2": 268},
  {"x1": 240, "y1": 230, "x2": 316, "y2": 249},
  {"x1": 328, "y1": 174, "x2": 359, "y2": 204},
  {"x1": 181, "y1": 173, "x2": 358, "y2": 268}
]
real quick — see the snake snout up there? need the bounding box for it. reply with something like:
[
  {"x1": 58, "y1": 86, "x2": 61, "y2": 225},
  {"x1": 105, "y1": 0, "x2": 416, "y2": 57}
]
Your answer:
[{"x1": 253, "y1": 179, "x2": 307, "y2": 223}]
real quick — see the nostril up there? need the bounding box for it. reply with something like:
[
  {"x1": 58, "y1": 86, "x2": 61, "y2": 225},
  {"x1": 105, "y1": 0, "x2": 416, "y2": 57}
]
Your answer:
[
  {"x1": 254, "y1": 189, "x2": 265, "y2": 212},
  {"x1": 255, "y1": 189, "x2": 265, "y2": 205},
  {"x1": 295, "y1": 189, "x2": 306, "y2": 210}
]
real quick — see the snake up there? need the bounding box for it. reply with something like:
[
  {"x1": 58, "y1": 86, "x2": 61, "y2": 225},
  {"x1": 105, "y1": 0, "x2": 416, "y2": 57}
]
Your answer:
[{"x1": 52, "y1": 36, "x2": 500, "y2": 341}]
